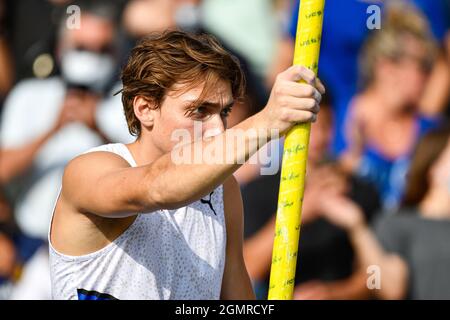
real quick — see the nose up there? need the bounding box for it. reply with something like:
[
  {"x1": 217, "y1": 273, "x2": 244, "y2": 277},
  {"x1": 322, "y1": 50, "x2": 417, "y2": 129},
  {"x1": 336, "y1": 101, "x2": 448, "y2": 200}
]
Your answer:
[{"x1": 203, "y1": 114, "x2": 225, "y2": 138}]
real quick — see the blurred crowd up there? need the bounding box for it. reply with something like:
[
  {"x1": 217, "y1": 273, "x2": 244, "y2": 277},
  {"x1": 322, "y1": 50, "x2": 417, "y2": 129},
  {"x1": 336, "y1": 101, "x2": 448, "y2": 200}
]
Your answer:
[{"x1": 0, "y1": 0, "x2": 449, "y2": 300}]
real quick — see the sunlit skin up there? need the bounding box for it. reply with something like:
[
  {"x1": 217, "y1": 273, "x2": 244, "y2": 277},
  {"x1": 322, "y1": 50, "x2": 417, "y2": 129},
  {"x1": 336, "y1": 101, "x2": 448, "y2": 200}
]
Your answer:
[
  {"x1": 343, "y1": 35, "x2": 433, "y2": 169},
  {"x1": 127, "y1": 80, "x2": 234, "y2": 166},
  {"x1": 372, "y1": 35, "x2": 430, "y2": 110},
  {"x1": 319, "y1": 133, "x2": 450, "y2": 300},
  {"x1": 50, "y1": 65, "x2": 324, "y2": 300},
  {"x1": 243, "y1": 105, "x2": 371, "y2": 300}
]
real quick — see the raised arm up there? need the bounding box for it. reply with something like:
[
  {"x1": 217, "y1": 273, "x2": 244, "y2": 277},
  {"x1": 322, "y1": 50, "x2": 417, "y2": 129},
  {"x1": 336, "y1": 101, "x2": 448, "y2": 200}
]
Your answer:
[
  {"x1": 62, "y1": 66, "x2": 325, "y2": 218},
  {"x1": 62, "y1": 115, "x2": 263, "y2": 218},
  {"x1": 0, "y1": 127, "x2": 58, "y2": 183},
  {"x1": 319, "y1": 196, "x2": 409, "y2": 300}
]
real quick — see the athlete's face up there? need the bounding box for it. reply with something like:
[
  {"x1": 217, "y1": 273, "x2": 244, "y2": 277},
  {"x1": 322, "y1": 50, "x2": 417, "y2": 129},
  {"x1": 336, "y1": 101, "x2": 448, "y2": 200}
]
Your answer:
[{"x1": 149, "y1": 79, "x2": 235, "y2": 154}]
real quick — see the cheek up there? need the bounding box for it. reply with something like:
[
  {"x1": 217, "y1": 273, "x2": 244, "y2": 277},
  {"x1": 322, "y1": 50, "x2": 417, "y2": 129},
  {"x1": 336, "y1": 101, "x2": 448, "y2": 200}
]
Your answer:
[
  {"x1": 399, "y1": 67, "x2": 427, "y2": 95},
  {"x1": 158, "y1": 112, "x2": 200, "y2": 149},
  {"x1": 156, "y1": 107, "x2": 186, "y2": 133}
]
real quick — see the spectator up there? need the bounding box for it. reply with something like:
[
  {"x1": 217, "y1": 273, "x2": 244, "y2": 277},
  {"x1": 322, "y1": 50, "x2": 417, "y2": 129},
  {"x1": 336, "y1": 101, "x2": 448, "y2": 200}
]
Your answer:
[
  {"x1": 9, "y1": 245, "x2": 51, "y2": 300},
  {"x1": 0, "y1": 211, "x2": 46, "y2": 300},
  {"x1": 201, "y1": 0, "x2": 279, "y2": 81},
  {"x1": 3, "y1": 0, "x2": 127, "y2": 82},
  {"x1": 283, "y1": 0, "x2": 449, "y2": 155},
  {"x1": 117, "y1": 0, "x2": 269, "y2": 126},
  {"x1": 241, "y1": 93, "x2": 381, "y2": 300},
  {"x1": 0, "y1": 228, "x2": 16, "y2": 300},
  {"x1": 341, "y1": 3, "x2": 442, "y2": 210},
  {"x1": 0, "y1": 0, "x2": 13, "y2": 104},
  {"x1": 321, "y1": 124, "x2": 450, "y2": 299},
  {"x1": 0, "y1": 0, "x2": 131, "y2": 240}
]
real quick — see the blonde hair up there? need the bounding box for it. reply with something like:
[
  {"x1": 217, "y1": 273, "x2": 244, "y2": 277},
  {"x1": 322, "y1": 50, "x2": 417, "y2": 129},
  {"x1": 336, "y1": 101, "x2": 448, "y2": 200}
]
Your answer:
[{"x1": 359, "y1": 1, "x2": 437, "y2": 88}]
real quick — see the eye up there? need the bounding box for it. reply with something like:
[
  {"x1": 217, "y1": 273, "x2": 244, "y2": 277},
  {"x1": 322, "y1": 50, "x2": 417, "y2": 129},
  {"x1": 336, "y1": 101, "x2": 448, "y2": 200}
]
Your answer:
[
  {"x1": 194, "y1": 106, "x2": 208, "y2": 114},
  {"x1": 221, "y1": 107, "x2": 233, "y2": 118},
  {"x1": 187, "y1": 106, "x2": 210, "y2": 120}
]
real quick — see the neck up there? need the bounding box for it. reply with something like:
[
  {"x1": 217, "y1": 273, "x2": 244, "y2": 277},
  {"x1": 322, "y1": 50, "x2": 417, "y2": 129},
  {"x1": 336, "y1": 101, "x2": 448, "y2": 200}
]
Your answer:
[
  {"x1": 126, "y1": 134, "x2": 164, "y2": 167},
  {"x1": 419, "y1": 188, "x2": 450, "y2": 219}
]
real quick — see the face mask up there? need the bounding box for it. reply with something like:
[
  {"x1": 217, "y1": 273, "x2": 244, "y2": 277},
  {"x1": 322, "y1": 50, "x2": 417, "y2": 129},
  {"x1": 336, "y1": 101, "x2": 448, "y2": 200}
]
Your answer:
[
  {"x1": 174, "y1": 3, "x2": 201, "y2": 32},
  {"x1": 60, "y1": 49, "x2": 115, "y2": 91}
]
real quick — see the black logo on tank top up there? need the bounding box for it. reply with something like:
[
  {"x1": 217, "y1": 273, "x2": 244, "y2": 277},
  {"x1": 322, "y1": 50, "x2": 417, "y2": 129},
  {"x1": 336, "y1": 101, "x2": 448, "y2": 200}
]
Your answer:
[{"x1": 201, "y1": 191, "x2": 216, "y2": 215}]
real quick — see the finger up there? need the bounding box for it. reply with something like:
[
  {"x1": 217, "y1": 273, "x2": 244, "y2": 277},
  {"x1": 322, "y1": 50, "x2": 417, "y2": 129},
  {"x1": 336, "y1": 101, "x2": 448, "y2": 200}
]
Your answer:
[
  {"x1": 276, "y1": 65, "x2": 303, "y2": 82},
  {"x1": 296, "y1": 65, "x2": 316, "y2": 85},
  {"x1": 278, "y1": 81, "x2": 322, "y2": 103},
  {"x1": 315, "y1": 77, "x2": 326, "y2": 95},
  {"x1": 282, "y1": 109, "x2": 317, "y2": 124},
  {"x1": 277, "y1": 65, "x2": 316, "y2": 84},
  {"x1": 280, "y1": 96, "x2": 320, "y2": 114}
]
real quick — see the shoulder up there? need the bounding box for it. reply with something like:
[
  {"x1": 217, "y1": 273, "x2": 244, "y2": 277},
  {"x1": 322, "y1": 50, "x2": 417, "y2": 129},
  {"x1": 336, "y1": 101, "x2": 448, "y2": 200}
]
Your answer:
[
  {"x1": 372, "y1": 210, "x2": 419, "y2": 239},
  {"x1": 4, "y1": 77, "x2": 64, "y2": 108},
  {"x1": 64, "y1": 150, "x2": 131, "y2": 177},
  {"x1": 62, "y1": 150, "x2": 131, "y2": 193}
]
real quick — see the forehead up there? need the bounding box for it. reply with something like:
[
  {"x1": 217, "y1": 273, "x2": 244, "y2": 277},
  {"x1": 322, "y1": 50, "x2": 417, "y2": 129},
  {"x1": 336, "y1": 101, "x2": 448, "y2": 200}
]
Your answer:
[{"x1": 167, "y1": 79, "x2": 233, "y2": 104}]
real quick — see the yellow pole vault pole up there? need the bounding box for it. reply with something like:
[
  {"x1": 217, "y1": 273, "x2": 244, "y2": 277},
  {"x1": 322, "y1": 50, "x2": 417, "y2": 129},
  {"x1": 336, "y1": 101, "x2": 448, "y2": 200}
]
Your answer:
[{"x1": 268, "y1": 0, "x2": 325, "y2": 300}]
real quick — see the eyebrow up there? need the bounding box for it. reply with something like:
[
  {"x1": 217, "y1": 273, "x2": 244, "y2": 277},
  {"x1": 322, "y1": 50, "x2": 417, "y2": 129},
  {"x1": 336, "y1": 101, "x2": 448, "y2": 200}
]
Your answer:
[{"x1": 186, "y1": 99, "x2": 235, "y2": 110}]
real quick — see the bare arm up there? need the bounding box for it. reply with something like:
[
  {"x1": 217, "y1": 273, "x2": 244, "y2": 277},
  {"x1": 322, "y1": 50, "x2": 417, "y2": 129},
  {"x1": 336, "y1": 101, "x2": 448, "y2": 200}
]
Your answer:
[
  {"x1": 320, "y1": 196, "x2": 409, "y2": 300},
  {"x1": 63, "y1": 114, "x2": 268, "y2": 218},
  {"x1": 323, "y1": 267, "x2": 371, "y2": 300},
  {"x1": 62, "y1": 66, "x2": 325, "y2": 218},
  {"x1": 293, "y1": 267, "x2": 371, "y2": 300},
  {"x1": 418, "y1": 52, "x2": 450, "y2": 117},
  {"x1": 243, "y1": 165, "x2": 347, "y2": 281},
  {"x1": 221, "y1": 175, "x2": 255, "y2": 299},
  {"x1": 0, "y1": 127, "x2": 58, "y2": 183},
  {"x1": 348, "y1": 223, "x2": 408, "y2": 300},
  {"x1": 243, "y1": 215, "x2": 275, "y2": 282}
]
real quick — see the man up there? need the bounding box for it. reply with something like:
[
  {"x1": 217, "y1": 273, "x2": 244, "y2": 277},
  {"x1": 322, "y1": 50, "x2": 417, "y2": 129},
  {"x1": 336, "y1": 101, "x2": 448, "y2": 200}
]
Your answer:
[
  {"x1": 49, "y1": 30, "x2": 324, "y2": 300},
  {"x1": 0, "y1": 1, "x2": 131, "y2": 239}
]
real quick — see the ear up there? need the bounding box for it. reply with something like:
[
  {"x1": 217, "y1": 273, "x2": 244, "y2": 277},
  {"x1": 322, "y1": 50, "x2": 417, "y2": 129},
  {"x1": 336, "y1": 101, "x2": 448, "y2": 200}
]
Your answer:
[{"x1": 133, "y1": 96, "x2": 158, "y2": 130}]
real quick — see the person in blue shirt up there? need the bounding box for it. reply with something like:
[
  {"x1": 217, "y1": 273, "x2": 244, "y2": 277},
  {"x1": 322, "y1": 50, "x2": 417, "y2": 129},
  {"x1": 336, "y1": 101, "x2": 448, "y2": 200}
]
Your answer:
[
  {"x1": 287, "y1": 0, "x2": 449, "y2": 156},
  {"x1": 340, "y1": 3, "x2": 442, "y2": 210}
]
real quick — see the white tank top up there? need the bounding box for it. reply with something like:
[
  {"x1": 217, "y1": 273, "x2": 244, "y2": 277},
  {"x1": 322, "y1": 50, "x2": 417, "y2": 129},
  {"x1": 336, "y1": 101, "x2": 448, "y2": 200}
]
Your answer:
[{"x1": 48, "y1": 143, "x2": 227, "y2": 300}]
